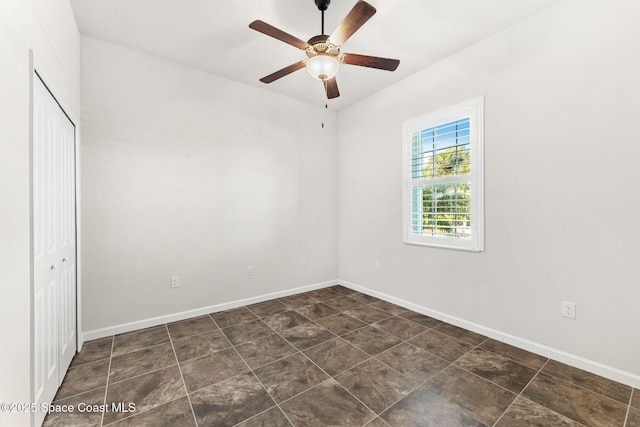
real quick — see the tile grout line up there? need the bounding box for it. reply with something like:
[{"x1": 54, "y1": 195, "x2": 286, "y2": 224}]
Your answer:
[
  {"x1": 294, "y1": 299, "x2": 454, "y2": 418},
  {"x1": 172, "y1": 324, "x2": 251, "y2": 395},
  {"x1": 77, "y1": 326, "x2": 191, "y2": 425},
  {"x1": 294, "y1": 336, "x2": 381, "y2": 416},
  {"x1": 74, "y1": 288, "x2": 630, "y2": 427},
  {"x1": 271, "y1": 374, "x2": 379, "y2": 425},
  {"x1": 169, "y1": 328, "x2": 223, "y2": 346},
  {"x1": 244, "y1": 300, "x2": 403, "y2": 425},
  {"x1": 99, "y1": 336, "x2": 115, "y2": 427},
  {"x1": 231, "y1": 301, "x2": 624, "y2": 427},
  {"x1": 491, "y1": 358, "x2": 553, "y2": 427},
  {"x1": 536, "y1": 365, "x2": 633, "y2": 410},
  {"x1": 367, "y1": 296, "x2": 635, "y2": 419},
  {"x1": 623, "y1": 388, "x2": 634, "y2": 427},
  {"x1": 109, "y1": 338, "x2": 171, "y2": 359},
  {"x1": 474, "y1": 340, "x2": 547, "y2": 371},
  {"x1": 445, "y1": 338, "x2": 529, "y2": 397},
  {"x1": 370, "y1": 362, "x2": 452, "y2": 423},
  {"x1": 392, "y1": 334, "x2": 560, "y2": 427},
  {"x1": 244, "y1": 303, "x2": 347, "y2": 424},
  {"x1": 101, "y1": 330, "x2": 188, "y2": 425},
  {"x1": 255, "y1": 304, "x2": 447, "y2": 424},
  {"x1": 269, "y1": 325, "x2": 444, "y2": 427},
  {"x1": 366, "y1": 417, "x2": 392, "y2": 427},
  {"x1": 80, "y1": 293, "x2": 471, "y2": 425},
  {"x1": 466, "y1": 340, "x2": 625, "y2": 424},
  {"x1": 328, "y1": 379, "x2": 383, "y2": 425},
  {"x1": 368, "y1": 329, "x2": 483, "y2": 422},
  {"x1": 149, "y1": 301, "x2": 335, "y2": 425},
  {"x1": 150, "y1": 302, "x2": 626, "y2": 427},
  {"x1": 230, "y1": 304, "x2": 393, "y2": 372},
  {"x1": 103, "y1": 362, "x2": 182, "y2": 388},
  {"x1": 210, "y1": 313, "x2": 296, "y2": 427},
  {"x1": 51, "y1": 351, "x2": 115, "y2": 404},
  {"x1": 373, "y1": 339, "x2": 452, "y2": 381},
  {"x1": 380, "y1": 338, "x2": 498, "y2": 421},
  {"x1": 50, "y1": 385, "x2": 106, "y2": 407},
  {"x1": 165, "y1": 323, "x2": 200, "y2": 427},
  {"x1": 230, "y1": 407, "x2": 292, "y2": 427}
]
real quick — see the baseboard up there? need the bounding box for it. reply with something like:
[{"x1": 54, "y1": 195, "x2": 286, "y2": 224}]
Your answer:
[
  {"x1": 339, "y1": 279, "x2": 640, "y2": 389},
  {"x1": 81, "y1": 277, "x2": 639, "y2": 389},
  {"x1": 81, "y1": 279, "x2": 339, "y2": 343}
]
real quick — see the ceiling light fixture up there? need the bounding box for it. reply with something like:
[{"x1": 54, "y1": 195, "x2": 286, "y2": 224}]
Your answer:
[
  {"x1": 306, "y1": 53, "x2": 340, "y2": 81},
  {"x1": 249, "y1": 0, "x2": 400, "y2": 99}
]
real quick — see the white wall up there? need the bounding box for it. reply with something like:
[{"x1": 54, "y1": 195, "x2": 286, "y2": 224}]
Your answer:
[
  {"x1": 0, "y1": 1, "x2": 79, "y2": 426},
  {"x1": 338, "y1": 0, "x2": 640, "y2": 381},
  {"x1": 2, "y1": 3, "x2": 637, "y2": 419},
  {"x1": 80, "y1": 36, "x2": 338, "y2": 332}
]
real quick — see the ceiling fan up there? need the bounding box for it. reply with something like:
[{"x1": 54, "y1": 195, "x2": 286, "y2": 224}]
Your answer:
[{"x1": 249, "y1": 0, "x2": 400, "y2": 99}]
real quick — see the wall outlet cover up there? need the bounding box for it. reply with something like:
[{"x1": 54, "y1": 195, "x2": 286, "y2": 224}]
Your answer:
[
  {"x1": 561, "y1": 301, "x2": 576, "y2": 319},
  {"x1": 171, "y1": 276, "x2": 181, "y2": 288}
]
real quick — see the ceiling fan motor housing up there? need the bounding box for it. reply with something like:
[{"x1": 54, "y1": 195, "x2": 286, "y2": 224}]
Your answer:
[{"x1": 306, "y1": 35, "x2": 340, "y2": 57}]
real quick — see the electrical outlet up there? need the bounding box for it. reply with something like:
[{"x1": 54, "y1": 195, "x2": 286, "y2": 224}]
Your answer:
[
  {"x1": 301, "y1": 257, "x2": 308, "y2": 268},
  {"x1": 374, "y1": 261, "x2": 381, "y2": 272},
  {"x1": 561, "y1": 301, "x2": 576, "y2": 319},
  {"x1": 170, "y1": 276, "x2": 181, "y2": 288},
  {"x1": 247, "y1": 265, "x2": 254, "y2": 276}
]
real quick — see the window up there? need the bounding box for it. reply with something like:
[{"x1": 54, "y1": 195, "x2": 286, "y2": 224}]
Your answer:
[{"x1": 402, "y1": 96, "x2": 484, "y2": 251}]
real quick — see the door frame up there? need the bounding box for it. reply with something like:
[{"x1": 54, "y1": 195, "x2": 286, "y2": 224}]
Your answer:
[{"x1": 29, "y1": 51, "x2": 82, "y2": 425}]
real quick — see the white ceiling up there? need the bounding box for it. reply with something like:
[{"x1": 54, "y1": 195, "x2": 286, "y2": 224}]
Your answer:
[{"x1": 70, "y1": 0, "x2": 562, "y2": 110}]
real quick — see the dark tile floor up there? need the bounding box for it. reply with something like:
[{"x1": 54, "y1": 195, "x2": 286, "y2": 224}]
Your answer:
[{"x1": 44, "y1": 285, "x2": 639, "y2": 427}]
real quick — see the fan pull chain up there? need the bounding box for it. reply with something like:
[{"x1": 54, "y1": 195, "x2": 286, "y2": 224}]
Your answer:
[{"x1": 322, "y1": 102, "x2": 327, "y2": 128}]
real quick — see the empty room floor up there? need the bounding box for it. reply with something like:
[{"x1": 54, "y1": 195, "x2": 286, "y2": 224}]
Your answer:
[{"x1": 44, "y1": 285, "x2": 639, "y2": 427}]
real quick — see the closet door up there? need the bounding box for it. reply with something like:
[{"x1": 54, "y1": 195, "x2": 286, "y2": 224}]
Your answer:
[
  {"x1": 32, "y1": 74, "x2": 76, "y2": 426},
  {"x1": 56, "y1": 86, "x2": 77, "y2": 374},
  {"x1": 33, "y1": 74, "x2": 60, "y2": 415}
]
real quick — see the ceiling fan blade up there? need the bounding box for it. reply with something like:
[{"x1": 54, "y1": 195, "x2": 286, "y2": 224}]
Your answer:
[
  {"x1": 249, "y1": 20, "x2": 309, "y2": 50},
  {"x1": 259, "y1": 61, "x2": 306, "y2": 84},
  {"x1": 328, "y1": 1, "x2": 376, "y2": 46},
  {"x1": 324, "y1": 77, "x2": 340, "y2": 99},
  {"x1": 342, "y1": 53, "x2": 400, "y2": 71}
]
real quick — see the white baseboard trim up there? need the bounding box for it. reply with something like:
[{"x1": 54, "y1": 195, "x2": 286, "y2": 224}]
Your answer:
[
  {"x1": 81, "y1": 277, "x2": 639, "y2": 389},
  {"x1": 82, "y1": 279, "x2": 339, "y2": 343},
  {"x1": 339, "y1": 279, "x2": 640, "y2": 389}
]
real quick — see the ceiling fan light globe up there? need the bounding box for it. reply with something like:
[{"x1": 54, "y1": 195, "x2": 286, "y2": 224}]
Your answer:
[{"x1": 306, "y1": 54, "x2": 340, "y2": 81}]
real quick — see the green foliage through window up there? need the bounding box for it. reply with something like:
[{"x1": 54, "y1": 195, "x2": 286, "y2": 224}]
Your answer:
[
  {"x1": 412, "y1": 182, "x2": 471, "y2": 238},
  {"x1": 410, "y1": 119, "x2": 472, "y2": 239}
]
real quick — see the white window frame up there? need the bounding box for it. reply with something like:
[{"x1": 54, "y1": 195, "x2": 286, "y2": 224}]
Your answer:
[{"x1": 402, "y1": 96, "x2": 484, "y2": 252}]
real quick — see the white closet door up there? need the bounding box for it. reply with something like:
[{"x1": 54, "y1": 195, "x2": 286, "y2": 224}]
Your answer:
[
  {"x1": 56, "y1": 89, "x2": 77, "y2": 374},
  {"x1": 33, "y1": 75, "x2": 60, "y2": 414},
  {"x1": 33, "y1": 74, "x2": 76, "y2": 427}
]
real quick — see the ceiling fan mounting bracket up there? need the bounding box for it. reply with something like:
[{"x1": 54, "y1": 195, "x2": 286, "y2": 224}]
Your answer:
[{"x1": 315, "y1": 0, "x2": 331, "y2": 11}]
